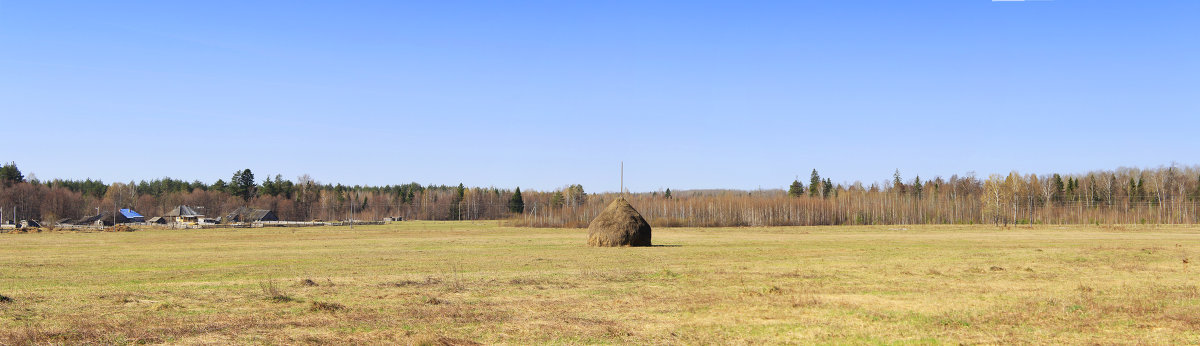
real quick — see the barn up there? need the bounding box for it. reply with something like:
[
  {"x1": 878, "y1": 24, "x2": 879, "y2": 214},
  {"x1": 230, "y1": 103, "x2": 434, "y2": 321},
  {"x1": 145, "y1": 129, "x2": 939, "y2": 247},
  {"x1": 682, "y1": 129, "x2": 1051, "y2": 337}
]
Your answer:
[{"x1": 224, "y1": 207, "x2": 279, "y2": 223}]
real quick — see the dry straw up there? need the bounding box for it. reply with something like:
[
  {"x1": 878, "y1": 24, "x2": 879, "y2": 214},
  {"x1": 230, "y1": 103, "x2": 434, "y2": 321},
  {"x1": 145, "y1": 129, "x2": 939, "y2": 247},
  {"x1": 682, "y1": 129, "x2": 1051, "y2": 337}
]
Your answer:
[{"x1": 587, "y1": 198, "x2": 652, "y2": 247}]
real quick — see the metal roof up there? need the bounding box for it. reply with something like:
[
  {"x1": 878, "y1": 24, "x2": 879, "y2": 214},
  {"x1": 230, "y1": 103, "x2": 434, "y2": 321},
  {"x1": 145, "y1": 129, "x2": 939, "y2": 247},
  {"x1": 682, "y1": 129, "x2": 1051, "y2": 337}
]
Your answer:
[
  {"x1": 119, "y1": 209, "x2": 144, "y2": 218},
  {"x1": 164, "y1": 205, "x2": 204, "y2": 217}
]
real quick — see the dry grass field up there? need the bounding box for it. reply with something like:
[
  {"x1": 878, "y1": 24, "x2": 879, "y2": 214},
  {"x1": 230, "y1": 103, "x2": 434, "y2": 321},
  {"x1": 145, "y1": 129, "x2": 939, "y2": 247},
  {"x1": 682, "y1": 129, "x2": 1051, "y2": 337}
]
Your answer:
[{"x1": 2, "y1": 222, "x2": 1200, "y2": 344}]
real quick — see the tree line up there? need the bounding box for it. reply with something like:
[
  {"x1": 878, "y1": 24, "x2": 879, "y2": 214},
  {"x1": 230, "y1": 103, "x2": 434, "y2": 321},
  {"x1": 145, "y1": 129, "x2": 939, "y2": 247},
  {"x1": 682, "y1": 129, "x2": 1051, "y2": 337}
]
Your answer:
[
  {"x1": 512, "y1": 166, "x2": 1200, "y2": 227},
  {"x1": 2, "y1": 162, "x2": 1200, "y2": 227},
  {"x1": 0, "y1": 164, "x2": 525, "y2": 224}
]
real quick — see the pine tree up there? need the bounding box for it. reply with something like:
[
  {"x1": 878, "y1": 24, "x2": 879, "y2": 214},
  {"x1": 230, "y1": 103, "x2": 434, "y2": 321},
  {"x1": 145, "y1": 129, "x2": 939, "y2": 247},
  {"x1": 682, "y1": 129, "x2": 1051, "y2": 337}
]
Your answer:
[
  {"x1": 231, "y1": 169, "x2": 256, "y2": 201},
  {"x1": 664, "y1": 188, "x2": 672, "y2": 199},
  {"x1": 788, "y1": 180, "x2": 805, "y2": 197},
  {"x1": 508, "y1": 187, "x2": 525, "y2": 214},
  {"x1": 822, "y1": 178, "x2": 833, "y2": 198},
  {"x1": 211, "y1": 179, "x2": 227, "y2": 192},
  {"x1": 0, "y1": 162, "x2": 24, "y2": 187}
]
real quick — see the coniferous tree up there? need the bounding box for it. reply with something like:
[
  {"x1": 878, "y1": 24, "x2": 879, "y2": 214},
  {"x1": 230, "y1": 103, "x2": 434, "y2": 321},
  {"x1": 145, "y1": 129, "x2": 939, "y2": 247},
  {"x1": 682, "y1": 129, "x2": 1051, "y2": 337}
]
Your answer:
[
  {"x1": 1193, "y1": 175, "x2": 1200, "y2": 201},
  {"x1": 550, "y1": 191, "x2": 565, "y2": 208},
  {"x1": 1053, "y1": 174, "x2": 1065, "y2": 202},
  {"x1": 508, "y1": 187, "x2": 525, "y2": 214},
  {"x1": 893, "y1": 169, "x2": 906, "y2": 195},
  {"x1": 1135, "y1": 175, "x2": 1145, "y2": 203},
  {"x1": 211, "y1": 179, "x2": 227, "y2": 192},
  {"x1": 912, "y1": 175, "x2": 923, "y2": 199},
  {"x1": 664, "y1": 188, "x2": 672, "y2": 199},
  {"x1": 809, "y1": 169, "x2": 821, "y2": 197},
  {"x1": 788, "y1": 180, "x2": 805, "y2": 197},
  {"x1": 0, "y1": 162, "x2": 23, "y2": 187},
  {"x1": 822, "y1": 178, "x2": 833, "y2": 198},
  {"x1": 448, "y1": 183, "x2": 465, "y2": 220},
  {"x1": 230, "y1": 169, "x2": 256, "y2": 201}
]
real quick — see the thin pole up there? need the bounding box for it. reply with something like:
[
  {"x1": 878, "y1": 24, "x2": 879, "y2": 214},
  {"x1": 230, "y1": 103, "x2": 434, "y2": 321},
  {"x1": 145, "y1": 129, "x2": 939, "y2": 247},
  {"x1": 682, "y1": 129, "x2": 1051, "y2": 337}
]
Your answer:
[{"x1": 621, "y1": 161, "x2": 624, "y2": 198}]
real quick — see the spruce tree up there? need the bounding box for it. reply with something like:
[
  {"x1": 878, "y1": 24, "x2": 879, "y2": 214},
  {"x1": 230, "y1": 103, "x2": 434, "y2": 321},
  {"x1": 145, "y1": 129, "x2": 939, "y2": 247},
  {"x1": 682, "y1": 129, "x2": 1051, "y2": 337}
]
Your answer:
[
  {"x1": 912, "y1": 175, "x2": 923, "y2": 199},
  {"x1": 809, "y1": 169, "x2": 821, "y2": 197},
  {"x1": 893, "y1": 169, "x2": 905, "y2": 195},
  {"x1": 508, "y1": 187, "x2": 525, "y2": 214}
]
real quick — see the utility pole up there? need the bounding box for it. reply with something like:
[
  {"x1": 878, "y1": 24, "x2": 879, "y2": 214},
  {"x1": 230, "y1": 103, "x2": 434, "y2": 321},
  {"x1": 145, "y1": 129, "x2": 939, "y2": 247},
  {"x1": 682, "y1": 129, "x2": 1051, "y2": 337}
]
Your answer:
[{"x1": 621, "y1": 161, "x2": 624, "y2": 198}]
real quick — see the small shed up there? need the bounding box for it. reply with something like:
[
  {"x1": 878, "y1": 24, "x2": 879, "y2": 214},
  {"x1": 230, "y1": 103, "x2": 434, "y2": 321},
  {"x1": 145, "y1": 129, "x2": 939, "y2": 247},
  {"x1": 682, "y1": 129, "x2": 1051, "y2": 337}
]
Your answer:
[{"x1": 147, "y1": 217, "x2": 167, "y2": 224}]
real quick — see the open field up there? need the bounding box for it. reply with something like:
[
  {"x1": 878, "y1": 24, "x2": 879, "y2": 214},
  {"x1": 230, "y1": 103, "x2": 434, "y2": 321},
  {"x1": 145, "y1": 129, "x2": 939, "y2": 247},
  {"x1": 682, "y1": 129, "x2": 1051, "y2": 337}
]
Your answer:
[{"x1": 2, "y1": 222, "x2": 1200, "y2": 344}]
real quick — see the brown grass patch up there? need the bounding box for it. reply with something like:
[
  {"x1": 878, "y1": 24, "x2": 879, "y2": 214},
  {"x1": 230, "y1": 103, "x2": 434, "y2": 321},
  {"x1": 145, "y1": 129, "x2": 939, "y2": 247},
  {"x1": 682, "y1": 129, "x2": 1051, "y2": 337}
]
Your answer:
[
  {"x1": 309, "y1": 301, "x2": 346, "y2": 312},
  {"x1": 383, "y1": 277, "x2": 442, "y2": 287}
]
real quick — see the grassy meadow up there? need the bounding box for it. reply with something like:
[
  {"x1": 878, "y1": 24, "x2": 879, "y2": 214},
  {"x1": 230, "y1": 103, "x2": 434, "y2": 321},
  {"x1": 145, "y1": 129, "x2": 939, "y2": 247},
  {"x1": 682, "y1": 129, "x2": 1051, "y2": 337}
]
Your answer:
[{"x1": 2, "y1": 222, "x2": 1200, "y2": 344}]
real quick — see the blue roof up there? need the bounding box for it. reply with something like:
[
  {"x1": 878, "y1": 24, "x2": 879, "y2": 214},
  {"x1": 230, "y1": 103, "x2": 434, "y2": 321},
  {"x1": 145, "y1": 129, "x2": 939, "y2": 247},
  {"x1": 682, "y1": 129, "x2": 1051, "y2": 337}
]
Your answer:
[{"x1": 119, "y1": 209, "x2": 144, "y2": 218}]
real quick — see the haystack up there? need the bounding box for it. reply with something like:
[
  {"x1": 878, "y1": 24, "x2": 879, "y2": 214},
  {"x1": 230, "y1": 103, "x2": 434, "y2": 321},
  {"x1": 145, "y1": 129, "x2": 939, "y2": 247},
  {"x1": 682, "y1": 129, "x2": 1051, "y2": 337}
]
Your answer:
[{"x1": 587, "y1": 198, "x2": 651, "y2": 247}]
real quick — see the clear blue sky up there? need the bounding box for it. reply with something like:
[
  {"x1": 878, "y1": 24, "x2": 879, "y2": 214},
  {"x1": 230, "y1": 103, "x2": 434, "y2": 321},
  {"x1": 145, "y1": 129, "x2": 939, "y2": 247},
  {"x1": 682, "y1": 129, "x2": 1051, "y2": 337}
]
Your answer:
[{"x1": 1, "y1": 1, "x2": 1197, "y2": 192}]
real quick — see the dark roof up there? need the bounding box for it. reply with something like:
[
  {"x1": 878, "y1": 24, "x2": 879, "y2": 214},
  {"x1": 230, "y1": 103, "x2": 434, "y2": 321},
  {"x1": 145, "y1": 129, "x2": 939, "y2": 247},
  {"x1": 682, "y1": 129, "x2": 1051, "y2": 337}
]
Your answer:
[
  {"x1": 75, "y1": 211, "x2": 128, "y2": 225},
  {"x1": 75, "y1": 214, "x2": 103, "y2": 224},
  {"x1": 249, "y1": 209, "x2": 274, "y2": 221},
  {"x1": 225, "y1": 207, "x2": 277, "y2": 222},
  {"x1": 164, "y1": 205, "x2": 204, "y2": 217}
]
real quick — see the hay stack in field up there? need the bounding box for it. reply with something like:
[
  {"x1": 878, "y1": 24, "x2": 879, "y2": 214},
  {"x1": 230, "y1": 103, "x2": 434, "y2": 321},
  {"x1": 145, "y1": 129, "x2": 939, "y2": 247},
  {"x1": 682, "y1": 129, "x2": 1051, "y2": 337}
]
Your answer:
[{"x1": 587, "y1": 198, "x2": 651, "y2": 247}]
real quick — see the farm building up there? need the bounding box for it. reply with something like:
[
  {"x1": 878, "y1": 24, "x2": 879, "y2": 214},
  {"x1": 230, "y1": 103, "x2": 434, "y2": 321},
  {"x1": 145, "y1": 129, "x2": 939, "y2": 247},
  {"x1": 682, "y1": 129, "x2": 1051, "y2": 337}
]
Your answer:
[
  {"x1": 224, "y1": 207, "x2": 279, "y2": 223},
  {"x1": 164, "y1": 205, "x2": 205, "y2": 224},
  {"x1": 74, "y1": 210, "x2": 132, "y2": 226},
  {"x1": 120, "y1": 209, "x2": 145, "y2": 223},
  {"x1": 147, "y1": 217, "x2": 167, "y2": 224}
]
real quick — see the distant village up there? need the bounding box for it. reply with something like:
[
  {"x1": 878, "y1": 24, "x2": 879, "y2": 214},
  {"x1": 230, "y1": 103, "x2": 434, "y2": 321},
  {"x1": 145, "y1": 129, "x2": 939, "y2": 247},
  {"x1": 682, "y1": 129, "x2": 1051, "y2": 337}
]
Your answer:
[{"x1": 1, "y1": 205, "x2": 397, "y2": 230}]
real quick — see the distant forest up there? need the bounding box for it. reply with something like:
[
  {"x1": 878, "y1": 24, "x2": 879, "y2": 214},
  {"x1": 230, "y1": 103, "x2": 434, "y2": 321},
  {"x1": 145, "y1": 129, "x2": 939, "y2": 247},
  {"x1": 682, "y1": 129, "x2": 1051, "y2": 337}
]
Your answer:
[{"x1": 2, "y1": 162, "x2": 1200, "y2": 227}]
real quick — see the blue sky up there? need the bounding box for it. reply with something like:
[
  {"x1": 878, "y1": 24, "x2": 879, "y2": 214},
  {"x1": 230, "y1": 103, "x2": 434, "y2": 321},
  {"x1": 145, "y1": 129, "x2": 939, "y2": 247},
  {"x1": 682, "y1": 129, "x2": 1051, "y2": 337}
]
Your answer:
[{"x1": 1, "y1": 1, "x2": 1196, "y2": 192}]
